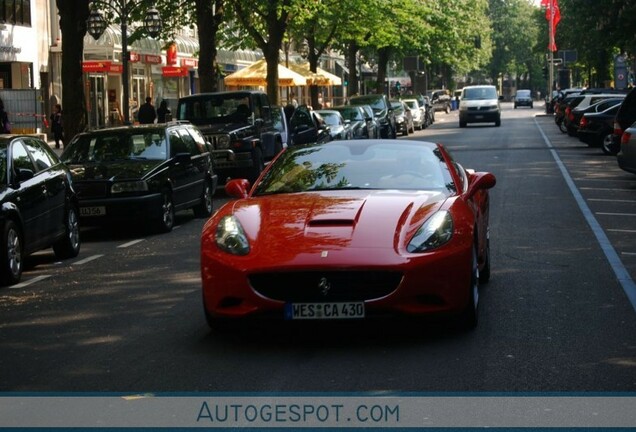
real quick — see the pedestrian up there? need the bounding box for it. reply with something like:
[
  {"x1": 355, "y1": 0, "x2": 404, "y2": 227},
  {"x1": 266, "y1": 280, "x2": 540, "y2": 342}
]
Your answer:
[
  {"x1": 157, "y1": 100, "x2": 171, "y2": 123},
  {"x1": 0, "y1": 98, "x2": 10, "y2": 134},
  {"x1": 138, "y1": 96, "x2": 157, "y2": 124},
  {"x1": 289, "y1": 91, "x2": 298, "y2": 108},
  {"x1": 110, "y1": 101, "x2": 123, "y2": 126},
  {"x1": 50, "y1": 104, "x2": 64, "y2": 149}
]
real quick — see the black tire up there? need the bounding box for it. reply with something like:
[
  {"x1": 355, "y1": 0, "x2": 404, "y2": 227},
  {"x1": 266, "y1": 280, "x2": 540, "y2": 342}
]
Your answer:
[
  {"x1": 601, "y1": 133, "x2": 618, "y2": 156},
  {"x1": 193, "y1": 180, "x2": 214, "y2": 218},
  {"x1": 558, "y1": 120, "x2": 568, "y2": 133},
  {"x1": 495, "y1": 118, "x2": 501, "y2": 127},
  {"x1": 459, "y1": 120, "x2": 467, "y2": 128},
  {"x1": 53, "y1": 206, "x2": 81, "y2": 259},
  {"x1": 457, "y1": 246, "x2": 479, "y2": 330},
  {"x1": 479, "y1": 237, "x2": 491, "y2": 284},
  {"x1": 0, "y1": 220, "x2": 23, "y2": 286},
  {"x1": 154, "y1": 190, "x2": 175, "y2": 233},
  {"x1": 248, "y1": 146, "x2": 264, "y2": 183}
]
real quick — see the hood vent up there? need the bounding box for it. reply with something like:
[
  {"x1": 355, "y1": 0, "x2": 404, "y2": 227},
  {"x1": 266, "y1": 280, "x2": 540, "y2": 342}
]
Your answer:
[{"x1": 308, "y1": 219, "x2": 354, "y2": 227}]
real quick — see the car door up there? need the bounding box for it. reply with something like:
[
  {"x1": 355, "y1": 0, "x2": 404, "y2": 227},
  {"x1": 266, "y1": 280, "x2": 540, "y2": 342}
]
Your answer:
[
  {"x1": 9, "y1": 140, "x2": 51, "y2": 252},
  {"x1": 167, "y1": 127, "x2": 199, "y2": 208},
  {"x1": 289, "y1": 106, "x2": 320, "y2": 145}
]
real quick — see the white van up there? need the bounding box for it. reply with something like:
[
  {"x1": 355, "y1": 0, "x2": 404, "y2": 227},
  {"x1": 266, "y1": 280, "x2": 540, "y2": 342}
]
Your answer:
[{"x1": 459, "y1": 85, "x2": 502, "y2": 127}]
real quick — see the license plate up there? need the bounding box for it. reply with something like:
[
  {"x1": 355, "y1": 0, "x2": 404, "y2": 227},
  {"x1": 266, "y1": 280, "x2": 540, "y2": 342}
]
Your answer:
[
  {"x1": 80, "y1": 206, "x2": 106, "y2": 217},
  {"x1": 475, "y1": 115, "x2": 484, "y2": 119},
  {"x1": 284, "y1": 302, "x2": 365, "y2": 320}
]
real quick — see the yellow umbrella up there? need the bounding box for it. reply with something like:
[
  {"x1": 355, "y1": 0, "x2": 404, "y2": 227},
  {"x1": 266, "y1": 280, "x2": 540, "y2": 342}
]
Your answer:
[
  {"x1": 285, "y1": 62, "x2": 330, "y2": 86},
  {"x1": 296, "y1": 62, "x2": 343, "y2": 86},
  {"x1": 224, "y1": 59, "x2": 307, "y2": 87}
]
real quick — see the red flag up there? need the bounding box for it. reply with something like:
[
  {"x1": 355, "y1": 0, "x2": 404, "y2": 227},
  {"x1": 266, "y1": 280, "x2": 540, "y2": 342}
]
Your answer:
[{"x1": 545, "y1": 0, "x2": 561, "y2": 52}]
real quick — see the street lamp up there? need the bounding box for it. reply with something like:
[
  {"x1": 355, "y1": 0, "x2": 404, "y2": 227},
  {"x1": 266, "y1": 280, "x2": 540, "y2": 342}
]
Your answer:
[{"x1": 87, "y1": 1, "x2": 162, "y2": 125}]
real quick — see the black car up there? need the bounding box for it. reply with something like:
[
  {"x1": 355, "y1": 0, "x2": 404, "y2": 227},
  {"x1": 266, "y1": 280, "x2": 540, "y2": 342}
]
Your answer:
[
  {"x1": 60, "y1": 123, "x2": 217, "y2": 233},
  {"x1": 349, "y1": 94, "x2": 397, "y2": 138},
  {"x1": 331, "y1": 105, "x2": 373, "y2": 139},
  {"x1": 0, "y1": 135, "x2": 80, "y2": 285},
  {"x1": 577, "y1": 103, "x2": 621, "y2": 154}
]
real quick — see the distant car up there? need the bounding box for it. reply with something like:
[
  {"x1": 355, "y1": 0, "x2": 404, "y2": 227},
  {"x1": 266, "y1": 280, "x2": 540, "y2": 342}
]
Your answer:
[
  {"x1": 618, "y1": 121, "x2": 636, "y2": 174},
  {"x1": 390, "y1": 100, "x2": 414, "y2": 136},
  {"x1": 60, "y1": 123, "x2": 218, "y2": 233},
  {"x1": 459, "y1": 85, "x2": 502, "y2": 127},
  {"x1": 401, "y1": 98, "x2": 425, "y2": 130},
  {"x1": 316, "y1": 109, "x2": 352, "y2": 140},
  {"x1": 564, "y1": 95, "x2": 625, "y2": 137},
  {"x1": 331, "y1": 105, "x2": 373, "y2": 139},
  {"x1": 353, "y1": 104, "x2": 380, "y2": 138},
  {"x1": 427, "y1": 89, "x2": 452, "y2": 113},
  {"x1": 514, "y1": 89, "x2": 533, "y2": 109},
  {"x1": 0, "y1": 135, "x2": 80, "y2": 285},
  {"x1": 201, "y1": 139, "x2": 496, "y2": 329},
  {"x1": 349, "y1": 94, "x2": 397, "y2": 138},
  {"x1": 288, "y1": 106, "x2": 332, "y2": 145}
]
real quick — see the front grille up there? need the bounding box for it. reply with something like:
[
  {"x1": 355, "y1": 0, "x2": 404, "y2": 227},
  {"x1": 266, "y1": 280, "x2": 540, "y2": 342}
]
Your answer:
[
  {"x1": 75, "y1": 182, "x2": 109, "y2": 199},
  {"x1": 250, "y1": 271, "x2": 402, "y2": 302},
  {"x1": 467, "y1": 106, "x2": 497, "y2": 111},
  {"x1": 206, "y1": 134, "x2": 230, "y2": 149}
]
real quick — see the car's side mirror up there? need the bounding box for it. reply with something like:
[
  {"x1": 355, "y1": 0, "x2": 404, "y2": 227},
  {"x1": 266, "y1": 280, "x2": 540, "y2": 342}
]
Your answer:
[{"x1": 225, "y1": 178, "x2": 250, "y2": 198}]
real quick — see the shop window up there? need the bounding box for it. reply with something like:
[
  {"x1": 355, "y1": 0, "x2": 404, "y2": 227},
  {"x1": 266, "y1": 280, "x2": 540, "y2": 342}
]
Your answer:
[{"x1": 0, "y1": 0, "x2": 31, "y2": 27}]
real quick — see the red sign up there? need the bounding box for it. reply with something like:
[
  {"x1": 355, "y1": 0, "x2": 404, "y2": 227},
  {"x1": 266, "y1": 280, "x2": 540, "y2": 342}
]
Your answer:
[
  {"x1": 129, "y1": 52, "x2": 140, "y2": 63},
  {"x1": 108, "y1": 63, "x2": 123, "y2": 74},
  {"x1": 181, "y1": 58, "x2": 198, "y2": 68},
  {"x1": 162, "y1": 66, "x2": 188, "y2": 77},
  {"x1": 166, "y1": 43, "x2": 177, "y2": 66},
  {"x1": 82, "y1": 61, "x2": 111, "y2": 73},
  {"x1": 143, "y1": 54, "x2": 162, "y2": 65}
]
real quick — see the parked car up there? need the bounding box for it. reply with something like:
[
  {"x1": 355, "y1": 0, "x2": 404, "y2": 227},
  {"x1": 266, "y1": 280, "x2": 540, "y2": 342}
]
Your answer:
[
  {"x1": 316, "y1": 109, "x2": 352, "y2": 140},
  {"x1": 564, "y1": 95, "x2": 625, "y2": 137},
  {"x1": 352, "y1": 104, "x2": 380, "y2": 138},
  {"x1": 0, "y1": 135, "x2": 80, "y2": 285},
  {"x1": 617, "y1": 121, "x2": 636, "y2": 174},
  {"x1": 401, "y1": 98, "x2": 425, "y2": 130},
  {"x1": 288, "y1": 106, "x2": 332, "y2": 145},
  {"x1": 201, "y1": 139, "x2": 496, "y2": 329},
  {"x1": 349, "y1": 94, "x2": 397, "y2": 138},
  {"x1": 554, "y1": 94, "x2": 581, "y2": 133},
  {"x1": 458, "y1": 85, "x2": 502, "y2": 127},
  {"x1": 612, "y1": 87, "x2": 636, "y2": 155},
  {"x1": 577, "y1": 103, "x2": 621, "y2": 154},
  {"x1": 60, "y1": 123, "x2": 218, "y2": 233},
  {"x1": 390, "y1": 100, "x2": 414, "y2": 136},
  {"x1": 427, "y1": 89, "x2": 452, "y2": 113},
  {"x1": 514, "y1": 89, "x2": 533, "y2": 109},
  {"x1": 331, "y1": 105, "x2": 373, "y2": 139}
]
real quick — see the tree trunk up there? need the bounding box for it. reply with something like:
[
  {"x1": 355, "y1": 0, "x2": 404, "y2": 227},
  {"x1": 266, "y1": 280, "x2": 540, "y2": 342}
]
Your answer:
[
  {"x1": 375, "y1": 47, "x2": 391, "y2": 95},
  {"x1": 55, "y1": 0, "x2": 89, "y2": 142},
  {"x1": 346, "y1": 42, "x2": 359, "y2": 96},
  {"x1": 196, "y1": 0, "x2": 222, "y2": 93}
]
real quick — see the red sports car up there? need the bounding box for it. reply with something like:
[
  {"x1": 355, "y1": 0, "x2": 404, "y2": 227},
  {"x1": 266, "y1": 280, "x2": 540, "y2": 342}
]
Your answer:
[{"x1": 201, "y1": 139, "x2": 496, "y2": 329}]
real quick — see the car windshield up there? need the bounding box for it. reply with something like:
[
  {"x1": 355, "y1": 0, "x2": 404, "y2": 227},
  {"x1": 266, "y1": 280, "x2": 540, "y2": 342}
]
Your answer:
[
  {"x1": 350, "y1": 96, "x2": 386, "y2": 113},
  {"x1": 318, "y1": 112, "x2": 342, "y2": 126},
  {"x1": 463, "y1": 87, "x2": 498, "y2": 100},
  {"x1": 62, "y1": 131, "x2": 168, "y2": 163},
  {"x1": 176, "y1": 93, "x2": 252, "y2": 125},
  {"x1": 391, "y1": 103, "x2": 405, "y2": 114},
  {"x1": 517, "y1": 90, "x2": 531, "y2": 98},
  {"x1": 403, "y1": 100, "x2": 417, "y2": 109},
  {"x1": 334, "y1": 107, "x2": 364, "y2": 121},
  {"x1": 253, "y1": 141, "x2": 454, "y2": 195}
]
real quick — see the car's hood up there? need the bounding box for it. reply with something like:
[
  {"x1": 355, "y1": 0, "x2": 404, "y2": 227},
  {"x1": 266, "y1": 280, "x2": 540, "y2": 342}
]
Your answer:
[
  {"x1": 66, "y1": 160, "x2": 164, "y2": 181},
  {"x1": 227, "y1": 190, "x2": 448, "y2": 252}
]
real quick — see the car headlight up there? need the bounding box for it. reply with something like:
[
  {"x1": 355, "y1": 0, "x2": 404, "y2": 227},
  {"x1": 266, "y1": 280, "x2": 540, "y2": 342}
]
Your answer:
[
  {"x1": 215, "y1": 215, "x2": 250, "y2": 255},
  {"x1": 111, "y1": 180, "x2": 148, "y2": 194},
  {"x1": 407, "y1": 211, "x2": 453, "y2": 253}
]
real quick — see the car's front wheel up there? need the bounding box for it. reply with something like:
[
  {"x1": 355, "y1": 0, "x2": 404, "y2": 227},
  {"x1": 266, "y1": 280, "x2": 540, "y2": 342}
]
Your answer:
[
  {"x1": 457, "y1": 245, "x2": 479, "y2": 330},
  {"x1": 601, "y1": 133, "x2": 618, "y2": 155},
  {"x1": 53, "y1": 206, "x2": 80, "y2": 259},
  {"x1": 193, "y1": 180, "x2": 214, "y2": 218},
  {"x1": 0, "y1": 220, "x2": 23, "y2": 286},
  {"x1": 154, "y1": 190, "x2": 175, "y2": 233}
]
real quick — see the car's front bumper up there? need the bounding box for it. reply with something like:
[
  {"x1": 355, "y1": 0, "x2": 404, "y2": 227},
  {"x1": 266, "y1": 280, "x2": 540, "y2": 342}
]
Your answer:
[{"x1": 78, "y1": 193, "x2": 164, "y2": 224}]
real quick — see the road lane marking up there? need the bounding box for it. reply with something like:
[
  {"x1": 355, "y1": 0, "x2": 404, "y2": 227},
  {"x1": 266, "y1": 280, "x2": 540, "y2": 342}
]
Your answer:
[
  {"x1": 580, "y1": 187, "x2": 635, "y2": 192},
  {"x1": 118, "y1": 239, "x2": 144, "y2": 248},
  {"x1": 535, "y1": 118, "x2": 636, "y2": 313},
  {"x1": 10, "y1": 275, "x2": 51, "y2": 289},
  {"x1": 596, "y1": 212, "x2": 636, "y2": 217},
  {"x1": 73, "y1": 254, "x2": 104, "y2": 265},
  {"x1": 608, "y1": 229, "x2": 636, "y2": 233},
  {"x1": 588, "y1": 198, "x2": 636, "y2": 203}
]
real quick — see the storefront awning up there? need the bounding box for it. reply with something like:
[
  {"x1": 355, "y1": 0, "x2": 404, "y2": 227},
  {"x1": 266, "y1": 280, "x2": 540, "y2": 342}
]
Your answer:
[{"x1": 224, "y1": 59, "x2": 307, "y2": 87}]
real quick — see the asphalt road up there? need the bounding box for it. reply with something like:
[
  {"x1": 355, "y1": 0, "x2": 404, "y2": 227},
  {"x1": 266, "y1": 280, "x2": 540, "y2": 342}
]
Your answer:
[{"x1": 1, "y1": 103, "x2": 636, "y2": 393}]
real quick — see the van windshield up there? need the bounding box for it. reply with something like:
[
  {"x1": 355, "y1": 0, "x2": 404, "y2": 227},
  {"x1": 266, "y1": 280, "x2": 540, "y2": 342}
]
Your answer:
[{"x1": 463, "y1": 87, "x2": 498, "y2": 100}]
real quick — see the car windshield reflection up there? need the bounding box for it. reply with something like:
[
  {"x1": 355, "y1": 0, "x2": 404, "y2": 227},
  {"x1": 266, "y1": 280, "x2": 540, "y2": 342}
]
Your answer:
[
  {"x1": 254, "y1": 141, "x2": 454, "y2": 195},
  {"x1": 62, "y1": 132, "x2": 168, "y2": 164}
]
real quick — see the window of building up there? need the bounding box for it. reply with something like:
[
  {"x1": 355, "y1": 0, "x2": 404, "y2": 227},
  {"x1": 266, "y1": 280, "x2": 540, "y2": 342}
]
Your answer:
[{"x1": 0, "y1": 0, "x2": 31, "y2": 27}]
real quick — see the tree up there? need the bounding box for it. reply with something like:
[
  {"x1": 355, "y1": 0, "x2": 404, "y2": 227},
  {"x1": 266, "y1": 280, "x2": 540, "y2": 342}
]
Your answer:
[{"x1": 55, "y1": 0, "x2": 90, "y2": 142}]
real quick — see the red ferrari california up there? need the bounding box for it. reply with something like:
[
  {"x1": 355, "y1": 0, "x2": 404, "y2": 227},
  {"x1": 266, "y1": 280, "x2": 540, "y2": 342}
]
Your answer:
[{"x1": 201, "y1": 139, "x2": 496, "y2": 329}]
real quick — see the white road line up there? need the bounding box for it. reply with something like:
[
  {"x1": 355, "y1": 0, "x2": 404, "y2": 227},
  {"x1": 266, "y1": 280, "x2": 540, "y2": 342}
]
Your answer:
[
  {"x1": 622, "y1": 252, "x2": 636, "y2": 256},
  {"x1": 580, "y1": 187, "x2": 635, "y2": 192},
  {"x1": 118, "y1": 239, "x2": 144, "y2": 248},
  {"x1": 73, "y1": 254, "x2": 104, "y2": 265},
  {"x1": 535, "y1": 118, "x2": 636, "y2": 313},
  {"x1": 10, "y1": 275, "x2": 51, "y2": 289},
  {"x1": 588, "y1": 198, "x2": 636, "y2": 203},
  {"x1": 596, "y1": 212, "x2": 636, "y2": 217},
  {"x1": 608, "y1": 229, "x2": 636, "y2": 233}
]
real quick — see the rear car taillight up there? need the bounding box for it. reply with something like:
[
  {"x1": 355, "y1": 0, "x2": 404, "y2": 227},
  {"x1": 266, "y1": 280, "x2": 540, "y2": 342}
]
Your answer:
[
  {"x1": 579, "y1": 117, "x2": 588, "y2": 129},
  {"x1": 621, "y1": 132, "x2": 631, "y2": 145},
  {"x1": 614, "y1": 121, "x2": 623, "y2": 137}
]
